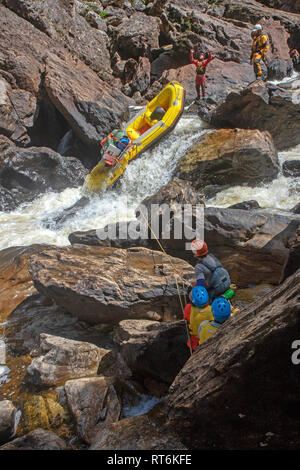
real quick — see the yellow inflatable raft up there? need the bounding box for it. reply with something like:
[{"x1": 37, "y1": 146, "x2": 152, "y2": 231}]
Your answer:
[{"x1": 83, "y1": 81, "x2": 185, "y2": 193}]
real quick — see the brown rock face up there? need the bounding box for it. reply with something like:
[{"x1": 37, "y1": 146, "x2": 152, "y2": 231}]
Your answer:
[
  {"x1": 65, "y1": 377, "x2": 121, "y2": 444},
  {"x1": 0, "y1": 6, "x2": 47, "y2": 95},
  {"x1": 0, "y1": 428, "x2": 67, "y2": 450},
  {"x1": 0, "y1": 245, "x2": 52, "y2": 323},
  {"x1": 114, "y1": 319, "x2": 190, "y2": 384},
  {"x1": 26, "y1": 333, "x2": 105, "y2": 387},
  {"x1": 29, "y1": 246, "x2": 194, "y2": 325},
  {"x1": 4, "y1": 292, "x2": 115, "y2": 357},
  {"x1": 167, "y1": 269, "x2": 300, "y2": 450},
  {"x1": 211, "y1": 81, "x2": 300, "y2": 151},
  {"x1": 90, "y1": 405, "x2": 187, "y2": 450},
  {"x1": 44, "y1": 53, "x2": 129, "y2": 148},
  {"x1": 4, "y1": 0, "x2": 112, "y2": 78},
  {"x1": 176, "y1": 128, "x2": 279, "y2": 188},
  {"x1": 0, "y1": 78, "x2": 36, "y2": 146},
  {"x1": 115, "y1": 12, "x2": 161, "y2": 59},
  {"x1": 0, "y1": 5, "x2": 130, "y2": 165},
  {"x1": 258, "y1": 0, "x2": 300, "y2": 14}
]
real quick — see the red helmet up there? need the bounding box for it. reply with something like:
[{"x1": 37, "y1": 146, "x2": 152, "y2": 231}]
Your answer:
[{"x1": 191, "y1": 239, "x2": 208, "y2": 257}]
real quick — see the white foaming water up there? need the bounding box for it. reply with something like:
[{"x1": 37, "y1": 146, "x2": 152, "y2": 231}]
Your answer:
[
  {"x1": 122, "y1": 394, "x2": 160, "y2": 419},
  {"x1": 0, "y1": 116, "x2": 209, "y2": 250},
  {"x1": 267, "y1": 70, "x2": 299, "y2": 87},
  {"x1": 0, "y1": 366, "x2": 10, "y2": 386},
  {"x1": 209, "y1": 175, "x2": 300, "y2": 211},
  {"x1": 209, "y1": 143, "x2": 300, "y2": 211}
]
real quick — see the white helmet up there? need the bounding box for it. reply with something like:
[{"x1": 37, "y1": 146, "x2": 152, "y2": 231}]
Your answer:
[{"x1": 252, "y1": 24, "x2": 262, "y2": 33}]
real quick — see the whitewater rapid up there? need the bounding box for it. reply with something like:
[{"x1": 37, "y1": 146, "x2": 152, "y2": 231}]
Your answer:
[
  {"x1": 0, "y1": 116, "x2": 209, "y2": 249},
  {"x1": 209, "y1": 142, "x2": 300, "y2": 212},
  {"x1": 0, "y1": 89, "x2": 299, "y2": 251}
]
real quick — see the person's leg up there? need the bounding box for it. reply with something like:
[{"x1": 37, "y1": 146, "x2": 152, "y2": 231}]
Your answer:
[
  {"x1": 201, "y1": 76, "x2": 206, "y2": 97},
  {"x1": 195, "y1": 76, "x2": 201, "y2": 100},
  {"x1": 254, "y1": 53, "x2": 263, "y2": 79}
]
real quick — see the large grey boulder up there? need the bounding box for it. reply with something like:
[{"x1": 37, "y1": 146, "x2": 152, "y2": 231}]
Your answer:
[
  {"x1": 65, "y1": 376, "x2": 121, "y2": 444},
  {"x1": 114, "y1": 319, "x2": 190, "y2": 385},
  {"x1": 0, "y1": 137, "x2": 87, "y2": 211},
  {"x1": 211, "y1": 81, "x2": 300, "y2": 151},
  {"x1": 29, "y1": 246, "x2": 194, "y2": 324},
  {"x1": 26, "y1": 334, "x2": 106, "y2": 387},
  {"x1": 176, "y1": 128, "x2": 279, "y2": 190}
]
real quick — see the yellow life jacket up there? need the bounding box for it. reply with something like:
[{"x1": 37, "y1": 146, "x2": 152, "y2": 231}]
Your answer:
[
  {"x1": 189, "y1": 305, "x2": 214, "y2": 337},
  {"x1": 252, "y1": 33, "x2": 269, "y2": 57},
  {"x1": 198, "y1": 320, "x2": 221, "y2": 345},
  {"x1": 196, "y1": 61, "x2": 206, "y2": 75}
]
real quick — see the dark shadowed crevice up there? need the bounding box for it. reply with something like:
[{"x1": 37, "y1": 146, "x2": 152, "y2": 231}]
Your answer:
[{"x1": 28, "y1": 95, "x2": 70, "y2": 151}]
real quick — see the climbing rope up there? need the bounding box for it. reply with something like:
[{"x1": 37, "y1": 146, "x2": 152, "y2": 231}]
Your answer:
[
  {"x1": 139, "y1": 209, "x2": 193, "y2": 356},
  {"x1": 139, "y1": 209, "x2": 191, "y2": 286}
]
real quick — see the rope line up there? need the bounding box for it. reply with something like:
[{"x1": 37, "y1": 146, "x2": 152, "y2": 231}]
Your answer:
[{"x1": 139, "y1": 209, "x2": 193, "y2": 356}]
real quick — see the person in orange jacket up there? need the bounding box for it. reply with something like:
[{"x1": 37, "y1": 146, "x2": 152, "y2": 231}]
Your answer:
[
  {"x1": 184, "y1": 286, "x2": 214, "y2": 352},
  {"x1": 190, "y1": 49, "x2": 214, "y2": 101}
]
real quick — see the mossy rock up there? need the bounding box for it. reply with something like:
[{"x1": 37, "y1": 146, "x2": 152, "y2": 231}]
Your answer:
[{"x1": 20, "y1": 394, "x2": 67, "y2": 434}]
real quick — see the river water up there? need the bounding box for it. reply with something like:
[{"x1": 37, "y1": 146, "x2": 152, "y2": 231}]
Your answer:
[{"x1": 0, "y1": 77, "x2": 299, "y2": 251}]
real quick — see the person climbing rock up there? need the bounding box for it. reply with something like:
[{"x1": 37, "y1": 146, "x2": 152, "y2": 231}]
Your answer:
[
  {"x1": 191, "y1": 239, "x2": 231, "y2": 301},
  {"x1": 250, "y1": 24, "x2": 269, "y2": 80},
  {"x1": 190, "y1": 49, "x2": 214, "y2": 101},
  {"x1": 198, "y1": 297, "x2": 231, "y2": 345},
  {"x1": 184, "y1": 286, "x2": 213, "y2": 351}
]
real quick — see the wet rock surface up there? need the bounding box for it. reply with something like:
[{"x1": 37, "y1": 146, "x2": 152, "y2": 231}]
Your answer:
[
  {"x1": 292, "y1": 203, "x2": 300, "y2": 215},
  {"x1": 282, "y1": 160, "x2": 300, "y2": 178},
  {"x1": 67, "y1": 201, "x2": 300, "y2": 288},
  {"x1": 0, "y1": 137, "x2": 87, "y2": 210},
  {"x1": 20, "y1": 394, "x2": 66, "y2": 435},
  {"x1": 176, "y1": 128, "x2": 279, "y2": 190},
  {"x1": 167, "y1": 268, "x2": 300, "y2": 450},
  {"x1": 228, "y1": 200, "x2": 261, "y2": 210}
]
